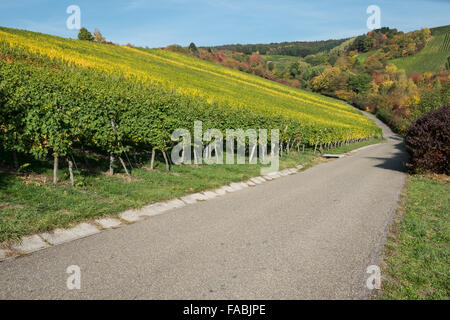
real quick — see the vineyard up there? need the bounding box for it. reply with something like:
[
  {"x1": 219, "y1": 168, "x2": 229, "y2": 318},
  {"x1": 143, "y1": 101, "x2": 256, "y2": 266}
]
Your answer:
[
  {"x1": 0, "y1": 26, "x2": 381, "y2": 183},
  {"x1": 390, "y1": 25, "x2": 450, "y2": 75}
]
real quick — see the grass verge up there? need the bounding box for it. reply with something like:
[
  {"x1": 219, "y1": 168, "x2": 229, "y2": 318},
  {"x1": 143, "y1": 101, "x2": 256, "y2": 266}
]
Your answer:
[
  {"x1": 0, "y1": 138, "x2": 383, "y2": 243},
  {"x1": 381, "y1": 174, "x2": 450, "y2": 299}
]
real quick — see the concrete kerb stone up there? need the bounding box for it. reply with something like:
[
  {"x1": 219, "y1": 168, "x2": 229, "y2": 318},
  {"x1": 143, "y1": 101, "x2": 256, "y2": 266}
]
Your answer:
[
  {"x1": 10, "y1": 235, "x2": 49, "y2": 254},
  {"x1": 202, "y1": 191, "x2": 219, "y2": 200},
  {"x1": 140, "y1": 202, "x2": 176, "y2": 217},
  {"x1": 119, "y1": 210, "x2": 142, "y2": 222},
  {"x1": 215, "y1": 186, "x2": 233, "y2": 195},
  {"x1": 40, "y1": 223, "x2": 100, "y2": 245},
  {"x1": 180, "y1": 192, "x2": 207, "y2": 204},
  {"x1": 229, "y1": 182, "x2": 244, "y2": 191},
  {"x1": 165, "y1": 199, "x2": 186, "y2": 209},
  {"x1": 96, "y1": 218, "x2": 122, "y2": 229},
  {"x1": 239, "y1": 182, "x2": 249, "y2": 188},
  {"x1": 0, "y1": 248, "x2": 7, "y2": 260},
  {"x1": 250, "y1": 177, "x2": 263, "y2": 184}
]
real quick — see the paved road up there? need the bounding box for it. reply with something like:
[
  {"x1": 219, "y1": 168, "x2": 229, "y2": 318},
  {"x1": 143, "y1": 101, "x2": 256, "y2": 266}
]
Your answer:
[{"x1": 0, "y1": 114, "x2": 407, "y2": 299}]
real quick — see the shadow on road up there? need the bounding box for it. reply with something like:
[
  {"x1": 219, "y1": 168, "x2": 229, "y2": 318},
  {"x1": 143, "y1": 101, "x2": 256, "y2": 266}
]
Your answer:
[
  {"x1": 387, "y1": 136, "x2": 403, "y2": 142},
  {"x1": 366, "y1": 139, "x2": 409, "y2": 173}
]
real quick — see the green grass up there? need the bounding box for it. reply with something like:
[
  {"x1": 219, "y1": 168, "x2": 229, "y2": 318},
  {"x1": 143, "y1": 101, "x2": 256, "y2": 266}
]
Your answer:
[
  {"x1": 329, "y1": 37, "x2": 355, "y2": 55},
  {"x1": 390, "y1": 32, "x2": 450, "y2": 75},
  {"x1": 381, "y1": 174, "x2": 450, "y2": 299},
  {"x1": 355, "y1": 51, "x2": 374, "y2": 64},
  {"x1": 0, "y1": 138, "x2": 383, "y2": 243},
  {"x1": 261, "y1": 54, "x2": 299, "y2": 66}
]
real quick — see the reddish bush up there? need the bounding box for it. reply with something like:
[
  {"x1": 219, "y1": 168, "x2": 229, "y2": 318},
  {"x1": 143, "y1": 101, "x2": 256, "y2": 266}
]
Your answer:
[
  {"x1": 405, "y1": 105, "x2": 450, "y2": 174},
  {"x1": 411, "y1": 72, "x2": 422, "y2": 84},
  {"x1": 372, "y1": 73, "x2": 383, "y2": 85}
]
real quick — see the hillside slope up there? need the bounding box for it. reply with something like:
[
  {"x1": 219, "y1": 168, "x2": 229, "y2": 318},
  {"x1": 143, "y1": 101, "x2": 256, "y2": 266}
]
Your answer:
[
  {"x1": 0, "y1": 27, "x2": 380, "y2": 145},
  {"x1": 390, "y1": 25, "x2": 450, "y2": 75}
]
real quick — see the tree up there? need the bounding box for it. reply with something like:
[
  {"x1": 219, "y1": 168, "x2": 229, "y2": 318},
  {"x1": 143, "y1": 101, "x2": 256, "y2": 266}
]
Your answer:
[
  {"x1": 78, "y1": 28, "x2": 94, "y2": 41},
  {"x1": 416, "y1": 86, "x2": 443, "y2": 118},
  {"x1": 311, "y1": 67, "x2": 340, "y2": 93},
  {"x1": 288, "y1": 62, "x2": 300, "y2": 79},
  {"x1": 365, "y1": 54, "x2": 384, "y2": 74},
  {"x1": 328, "y1": 55, "x2": 338, "y2": 66},
  {"x1": 349, "y1": 73, "x2": 373, "y2": 94},
  {"x1": 349, "y1": 35, "x2": 372, "y2": 53},
  {"x1": 93, "y1": 29, "x2": 106, "y2": 43},
  {"x1": 189, "y1": 42, "x2": 198, "y2": 54}
]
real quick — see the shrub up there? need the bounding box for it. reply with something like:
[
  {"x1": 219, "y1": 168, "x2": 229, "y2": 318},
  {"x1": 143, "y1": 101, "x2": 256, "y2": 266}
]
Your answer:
[
  {"x1": 405, "y1": 105, "x2": 450, "y2": 174},
  {"x1": 188, "y1": 42, "x2": 198, "y2": 54},
  {"x1": 165, "y1": 44, "x2": 188, "y2": 54},
  {"x1": 78, "y1": 28, "x2": 93, "y2": 41},
  {"x1": 349, "y1": 73, "x2": 373, "y2": 94}
]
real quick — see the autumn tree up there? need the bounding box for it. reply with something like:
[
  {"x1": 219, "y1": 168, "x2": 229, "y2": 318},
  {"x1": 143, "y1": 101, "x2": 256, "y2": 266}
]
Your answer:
[
  {"x1": 365, "y1": 54, "x2": 385, "y2": 74},
  {"x1": 311, "y1": 67, "x2": 346, "y2": 93},
  {"x1": 93, "y1": 29, "x2": 106, "y2": 43}
]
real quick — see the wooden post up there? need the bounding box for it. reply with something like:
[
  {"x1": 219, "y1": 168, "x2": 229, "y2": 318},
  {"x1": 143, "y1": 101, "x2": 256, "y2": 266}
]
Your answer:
[
  {"x1": 162, "y1": 150, "x2": 170, "y2": 171},
  {"x1": 53, "y1": 155, "x2": 59, "y2": 185},
  {"x1": 249, "y1": 144, "x2": 257, "y2": 163},
  {"x1": 12, "y1": 151, "x2": 19, "y2": 170},
  {"x1": 133, "y1": 147, "x2": 138, "y2": 166},
  {"x1": 150, "y1": 149, "x2": 156, "y2": 170},
  {"x1": 81, "y1": 144, "x2": 91, "y2": 170},
  {"x1": 193, "y1": 147, "x2": 199, "y2": 165},
  {"x1": 118, "y1": 156, "x2": 130, "y2": 176},
  {"x1": 67, "y1": 157, "x2": 74, "y2": 186},
  {"x1": 109, "y1": 154, "x2": 115, "y2": 175}
]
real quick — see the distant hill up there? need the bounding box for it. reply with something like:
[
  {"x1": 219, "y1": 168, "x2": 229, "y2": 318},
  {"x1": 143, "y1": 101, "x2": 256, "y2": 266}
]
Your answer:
[
  {"x1": 390, "y1": 25, "x2": 450, "y2": 75},
  {"x1": 206, "y1": 39, "x2": 348, "y2": 57}
]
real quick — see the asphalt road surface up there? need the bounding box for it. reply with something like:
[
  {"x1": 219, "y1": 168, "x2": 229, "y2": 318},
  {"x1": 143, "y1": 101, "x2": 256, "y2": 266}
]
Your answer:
[{"x1": 0, "y1": 113, "x2": 407, "y2": 299}]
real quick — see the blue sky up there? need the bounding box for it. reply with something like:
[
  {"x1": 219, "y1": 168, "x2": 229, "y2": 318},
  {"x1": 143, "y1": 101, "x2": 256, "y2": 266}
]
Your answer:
[{"x1": 0, "y1": 0, "x2": 448, "y2": 47}]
